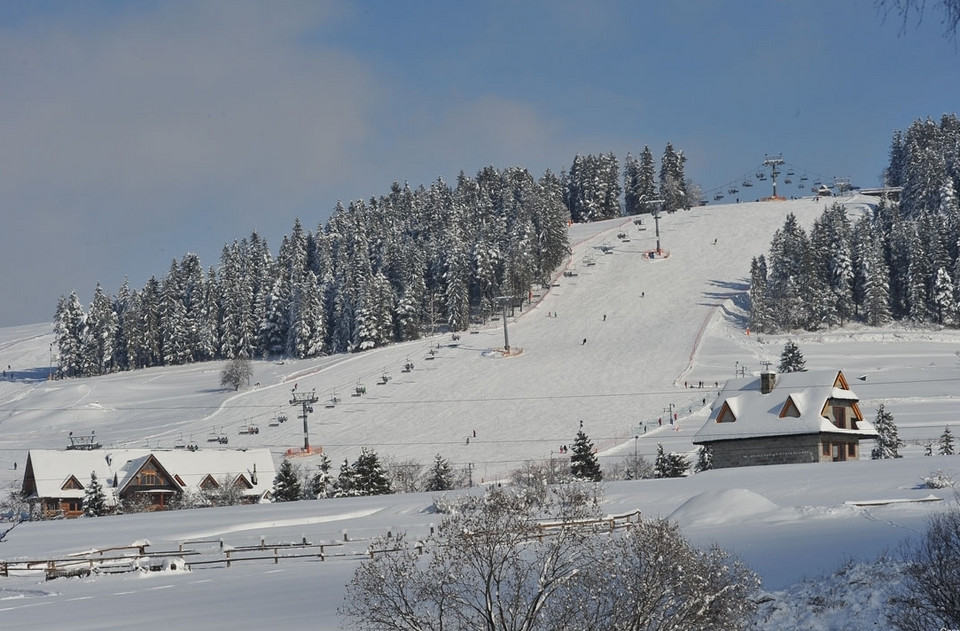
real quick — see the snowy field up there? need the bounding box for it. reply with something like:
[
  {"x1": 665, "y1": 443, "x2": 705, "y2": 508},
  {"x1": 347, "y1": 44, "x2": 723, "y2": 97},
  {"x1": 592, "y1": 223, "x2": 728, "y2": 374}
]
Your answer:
[{"x1": 2, "y1": 195, "x2": 959, "y2": 630}]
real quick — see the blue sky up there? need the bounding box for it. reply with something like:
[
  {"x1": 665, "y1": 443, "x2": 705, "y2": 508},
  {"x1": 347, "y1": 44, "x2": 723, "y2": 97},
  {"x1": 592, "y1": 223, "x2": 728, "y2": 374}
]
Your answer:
[{"x1": 1, "y1": 0, "x2": 957, "y2": 326}]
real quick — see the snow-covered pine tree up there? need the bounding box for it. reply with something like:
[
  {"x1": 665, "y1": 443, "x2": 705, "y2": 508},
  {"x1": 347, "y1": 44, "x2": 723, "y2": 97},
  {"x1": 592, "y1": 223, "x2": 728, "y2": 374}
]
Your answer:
[
  {"x1": 86, "y1": 283, "x2": 118, "y2": 375},
  {"x1": 938, "y1": 426, "x2": 955, "y2": 455},
  {"x1": 352, "y1": 448, "x2": 392, "y2": 496},
  {"x1": 425, "y1": 454, "x2": 455, "y2": 492},
  {"x1": 623, "y1": 152, "x2": 643, "y2": 216},
  {"x1": 666, "y1": 451, "x2": 690, "y2": 478},
  {"x1": 272, "y1": 458, "x2": 302, "y2": 502},
  {"x1": 749, "y1": 255, "x2": 774, "y2": 332},
  {"x1": 694, "y1": 445, "x2": 713, "y2": 472},
  {"x1": 654, "y1": 443, "x2": 668, "y2": 478},
  {"x1": 310, "y1": 453, "x2": 335, "y2": 499},
  {"x1": 83, "y1": 471, "x2": 108, "y2": 517},
  {"x1": 333, "y1": 458, "x2": 357, "y2": 498},
  {"x1": 871, "y1": 404, "x2": 904, "y2": 459},
  {"x1": 659, "y1": 143, "x2": 687, "y2": 212},
  {"x1": 53, "y1": 291, "x2": 88, "y2": 378},
  {"x1": 638, "y1": 146, "x2": 658, "y2": 211},
  {"x1": 778, "y1": 340, "x2": 806, "y2": 373},
  {"x1": 570, "y1": 429, "x2": 602, "y2": 482}
]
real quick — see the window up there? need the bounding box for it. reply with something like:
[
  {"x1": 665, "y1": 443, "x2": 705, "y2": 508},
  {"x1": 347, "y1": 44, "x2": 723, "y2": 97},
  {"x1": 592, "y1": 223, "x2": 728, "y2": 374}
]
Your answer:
[
  {"x1": 138, "y1": 470, "x2": 160, "y2": 486},
  {"x1": 833, "y1": 406, "x2": 847, "y2": 429},
  {"x1": 847, "y1": 443, "x2": 856, "y2": 457},
  {"x1": 822, "y1": 441, "x2": 830, "y2": 456}
]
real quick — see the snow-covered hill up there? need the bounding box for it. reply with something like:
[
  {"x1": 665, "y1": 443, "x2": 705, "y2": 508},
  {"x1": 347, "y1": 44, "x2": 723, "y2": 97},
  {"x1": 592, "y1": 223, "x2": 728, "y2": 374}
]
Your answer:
[{"x1": 2, "y1": 195, "x2": 959, "y2": 630}]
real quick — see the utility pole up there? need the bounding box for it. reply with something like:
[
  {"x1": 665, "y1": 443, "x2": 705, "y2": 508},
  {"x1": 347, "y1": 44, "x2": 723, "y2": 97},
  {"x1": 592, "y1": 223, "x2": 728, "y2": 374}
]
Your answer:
[
  {"x1": 763, "y1": 154, "x2": 784, "y2": 199},
  {"x1": 467, "y1": 462, "x2": 474, "y2": 487},
  {"x1": 290, "y1": 389, "x2": 319, "y2": 451}
]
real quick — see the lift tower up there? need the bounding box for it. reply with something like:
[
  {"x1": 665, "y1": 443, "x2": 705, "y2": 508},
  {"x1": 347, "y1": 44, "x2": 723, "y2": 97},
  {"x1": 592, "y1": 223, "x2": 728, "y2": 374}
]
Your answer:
[
  {"x1": 763, "y1": 154, "x2": 785, "y2": 199},
  {"x1": 290, "y1": 389, "x2": 319, "y2": 451}
]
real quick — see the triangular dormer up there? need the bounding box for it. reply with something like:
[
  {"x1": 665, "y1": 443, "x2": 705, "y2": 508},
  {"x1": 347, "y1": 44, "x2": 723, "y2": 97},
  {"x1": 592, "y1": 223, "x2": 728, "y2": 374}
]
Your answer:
[
  {"x1": 233, "y1": 474, "x2": 253, "y2": 489},
  {"x1": 199, "y1": 474, "x2": 220, "y2": 490},
  {"x1": 61, "y1": 475, "x2": 84, "y2": 491},
  {"x1": 779, "y1": 396, "x2": 801, "y2": 418},
  {"x1": 716, "y1": 401, "x2": 737, "y2": 423},
  {"x1": 833, "y1": 371, "x2": 849, "y2": 390}
]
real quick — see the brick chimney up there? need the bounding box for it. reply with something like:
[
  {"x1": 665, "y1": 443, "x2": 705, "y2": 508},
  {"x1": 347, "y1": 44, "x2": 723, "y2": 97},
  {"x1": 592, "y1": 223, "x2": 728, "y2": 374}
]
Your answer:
[{"x1": 760, "y1": 371, "x2": 777, "y2": 394}]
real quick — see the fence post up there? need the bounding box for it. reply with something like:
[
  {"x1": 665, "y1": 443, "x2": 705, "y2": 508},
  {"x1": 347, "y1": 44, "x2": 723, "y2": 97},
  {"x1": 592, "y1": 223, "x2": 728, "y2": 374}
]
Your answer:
[{"x1": 225, "y1": 550, "x2": 232, "y2": 568}]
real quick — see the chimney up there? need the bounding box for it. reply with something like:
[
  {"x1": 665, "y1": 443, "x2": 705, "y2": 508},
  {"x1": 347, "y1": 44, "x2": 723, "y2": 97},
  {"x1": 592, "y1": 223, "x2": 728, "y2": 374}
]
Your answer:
[{"x1": 760, "y1": 371, "x2": 777, "y2": 394}]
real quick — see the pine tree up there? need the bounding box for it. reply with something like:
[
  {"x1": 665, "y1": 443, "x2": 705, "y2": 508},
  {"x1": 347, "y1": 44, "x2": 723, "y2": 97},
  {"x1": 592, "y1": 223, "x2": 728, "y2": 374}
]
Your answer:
[
  {"x1": 569, "y1": 429, "x2": 602, "y2": 481},
  {"x1": 352, "y1": 448, "x2": 392, "y2": 496},
  {"x1": 938, "y1": 426, "x2": 956, "y2": 455},
  {"x1": 272, "y1": 458, "x2": 302, "y2": 502},
  {"x1": 83, "y1": 471, "x2": 108, "y2": 517},
  {"x1": 333, "y1": 459, "x2": 357, "y2": 498},
  {"x1": 310, "y1": 453, "x2": 335, "y2": 499},
  {"x1": 694, "y1": 445, "x2": 713, "y2": 473},
  {"x1": 870, "y1": 404, "x2": 904, "y2": 459},
  {"x1": 654, "y1": 444, "x2": 668, "y2": 478},
  {"x1": 778, "y1": 340, "x2": 806, "y2": 373},
  {"x1": 425, "y1": 453, "x2": 455, "y2": 492}
]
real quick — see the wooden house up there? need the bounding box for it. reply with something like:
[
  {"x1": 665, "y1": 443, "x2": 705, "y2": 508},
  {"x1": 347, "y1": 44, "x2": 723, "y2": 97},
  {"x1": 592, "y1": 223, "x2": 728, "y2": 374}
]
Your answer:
[
  {"x1": 20, "y1": 448, "x2": 276, "y2": 518},
  {"x1": 693, "y1": 369, "x2": 877, "y2": 469}
]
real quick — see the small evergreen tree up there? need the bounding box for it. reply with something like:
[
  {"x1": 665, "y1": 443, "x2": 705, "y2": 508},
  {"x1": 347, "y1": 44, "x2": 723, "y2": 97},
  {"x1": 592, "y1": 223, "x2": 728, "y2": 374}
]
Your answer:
[
  {"x1": 871, "y1": 404, "x2": 904, "y2": 459},
  {"x1": 333, "y1": 459, "x2": 357, "y2": 498},
  {"x1": 352, "y1": 448, "x2": 392, "y2": 496},
  {"x1": 924, "y1": 443, "x2": 934, "y2": 456},
  {"x1": 310, "y1": 453, "x2": 335, "y2": 499},
  {"x1": 654, "y1": 443, "x2": 689, "y2": 478},
  {"x1": 938, "y1": 426, "x2": 955, "y2": 455},
  {"x1": 570, "y1": 429, "x2": 602, "y2": 481},
  {"x1": 83, "y1": 471, "x2": 108, "y2": 517},
  {"x1": 425, "y1": 454, "x2": 455, "y2": 492},
  {"x1": 778, "y1": 340, "x2": 806, "y2": 373},
  {"x1": 272, "y1": 458, "x2": 302, "y2": 502},
  {"x1": 694, "y1": 445, "x2": 713, "y2": 472}
]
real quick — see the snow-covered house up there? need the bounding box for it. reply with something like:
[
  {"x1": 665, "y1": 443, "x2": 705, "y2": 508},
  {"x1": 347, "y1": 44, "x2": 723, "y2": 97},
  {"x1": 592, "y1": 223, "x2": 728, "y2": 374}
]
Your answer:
[
  {"x1": 20, "y1": 448, "x2": 276, "y2": 518},
  {"x1": 693, "y1": 370, "x2": 877, "y2": 469}
]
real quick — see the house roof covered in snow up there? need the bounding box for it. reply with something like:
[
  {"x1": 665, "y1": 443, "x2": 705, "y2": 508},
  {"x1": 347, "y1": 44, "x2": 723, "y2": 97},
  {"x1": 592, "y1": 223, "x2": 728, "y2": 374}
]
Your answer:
[
  {"x1": 693, "y1": 369, "x2": 877, "y2": 444},
  {"x1": 21, "y1": 448, "x2": 276, "y2": 502}
]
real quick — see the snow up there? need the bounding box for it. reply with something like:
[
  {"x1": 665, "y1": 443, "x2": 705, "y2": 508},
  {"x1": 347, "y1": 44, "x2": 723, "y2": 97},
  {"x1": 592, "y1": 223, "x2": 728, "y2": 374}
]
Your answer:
[{"x1": 1, "y1": 194, "x2": 959, "y2": 630}]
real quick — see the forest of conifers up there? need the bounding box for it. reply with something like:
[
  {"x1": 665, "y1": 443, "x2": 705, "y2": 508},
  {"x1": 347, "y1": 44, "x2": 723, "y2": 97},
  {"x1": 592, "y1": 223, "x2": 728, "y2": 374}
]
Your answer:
[
  {"x1": 53, "y1": 145, "x2": 693, "y2": 377},
  {"x1": 750, "y1": 114, "x2": 960, "y2": 333}
]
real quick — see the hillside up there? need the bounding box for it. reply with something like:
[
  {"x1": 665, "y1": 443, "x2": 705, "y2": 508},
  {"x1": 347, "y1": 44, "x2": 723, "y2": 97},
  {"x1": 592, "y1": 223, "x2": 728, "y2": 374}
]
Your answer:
[{"x1": 2, "y1": 195, "x2": 960, "y2": 630}]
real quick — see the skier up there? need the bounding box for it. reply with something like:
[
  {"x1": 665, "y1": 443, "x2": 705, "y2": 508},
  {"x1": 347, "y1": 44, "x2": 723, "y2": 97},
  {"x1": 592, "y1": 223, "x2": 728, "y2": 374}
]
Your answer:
[
  {"x1": 582, "y1": 338, "x2": 587, "y2": 345},
  {"x1": 603, "y1": 314, "x2": 607, "y2": 321}
]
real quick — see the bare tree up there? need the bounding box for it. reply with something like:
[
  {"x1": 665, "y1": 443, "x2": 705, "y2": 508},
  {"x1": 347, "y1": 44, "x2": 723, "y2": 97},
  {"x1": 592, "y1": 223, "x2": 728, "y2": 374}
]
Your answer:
[
  {"x1": 876, "y1": 0, "x2": 960, "y2": 40},
  {"x1": 220, "y1": 357, "x2": 253, "y2": 391},
  {"x1": 340, "y1": 485, "x2": 758, "y2": 631},
  {"x1": 889, "y1": 504, "x2": 960, "y2": 630}
]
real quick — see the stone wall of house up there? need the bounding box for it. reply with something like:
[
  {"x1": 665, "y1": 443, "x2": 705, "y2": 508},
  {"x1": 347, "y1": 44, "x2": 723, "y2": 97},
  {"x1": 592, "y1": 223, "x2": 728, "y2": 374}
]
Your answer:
[{"x1": 709, "y1": 435, "x2": 822, "y2": 469}]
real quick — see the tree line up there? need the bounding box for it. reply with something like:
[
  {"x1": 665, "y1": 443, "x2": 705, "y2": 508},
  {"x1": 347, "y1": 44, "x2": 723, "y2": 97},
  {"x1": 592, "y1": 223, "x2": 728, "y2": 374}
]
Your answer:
[
  {"x1": 750, "y1": 115, "x2": 960, "y2": 332},
  {"x1": 53, "y1": 146, "x2": 693, "y2": 378}
]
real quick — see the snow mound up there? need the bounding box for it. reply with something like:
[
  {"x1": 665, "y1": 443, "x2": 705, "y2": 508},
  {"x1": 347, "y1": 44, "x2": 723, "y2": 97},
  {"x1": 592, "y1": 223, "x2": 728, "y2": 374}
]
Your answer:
[{"x1": 668, "y1": 488, "x2": 784, "y2": 527}]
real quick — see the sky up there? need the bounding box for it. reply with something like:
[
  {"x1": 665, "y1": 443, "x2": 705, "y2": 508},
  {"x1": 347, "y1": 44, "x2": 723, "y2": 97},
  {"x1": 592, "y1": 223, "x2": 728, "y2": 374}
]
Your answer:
[
  {"x1": 1, "y1": 0, "x2": 958, "y2": 327},
  {"x1": 2, "y1": 194, "x2": 960, "y2": 629}
]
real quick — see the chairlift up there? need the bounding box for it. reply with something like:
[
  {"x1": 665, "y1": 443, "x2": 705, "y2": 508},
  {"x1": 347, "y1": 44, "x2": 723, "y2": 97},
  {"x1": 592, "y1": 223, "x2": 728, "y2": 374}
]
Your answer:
[
  {"x1": 755, "y1": 171, "x2": 763, "y2": 179},
  {"x1": 742, "y1": 181, "x2": 753, "y2": 187},
  {"x1": 714, "y1": 194, "x2": 724, "y2": 200},
  {"x1": 325, "y1": 392, "x2": 339, "y2": 409},
  {"x1": 239, "y1": 424, "x2": 259, "y2": 435},
  {"x1": 787, "y1": 170, "x2": 795, "y2": 176},
  {"x1": 378, "y1": 370, "x2": 391, "y2": 385},
  {"x1": 352, "y1": 381, "x2": 367, "y2": 396},
  {"x1": 784, "y1": 178, "x2": 792, "y2": 184},
  {"x1": 799, "y1": 175, "x2": 808, "y2": 181},
  {"x1": 583, "y1": 255, "x2": 596, "y2": 266},
  {"x1": 728, "y1": 187, "x2": 739, "y2": 194},
  {"x1": 174, "y1": 433, "x2": 187, "y2": 449}
]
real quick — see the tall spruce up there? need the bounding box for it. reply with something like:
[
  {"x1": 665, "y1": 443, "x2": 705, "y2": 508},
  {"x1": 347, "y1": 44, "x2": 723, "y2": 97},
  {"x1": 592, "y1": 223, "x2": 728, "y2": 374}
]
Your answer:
[
  {"x1": 778, "y1": 340, "x2": 806, "y2": 373},
  {"x1": 938, "y1": 426, "x2": 956, "y2": 455},
  {"x1": 871, "y1": 404, "x2": 904, "y2": 459},
  {"x1": 570, "y1": 429, "x2": 602, "y2": 481}
]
